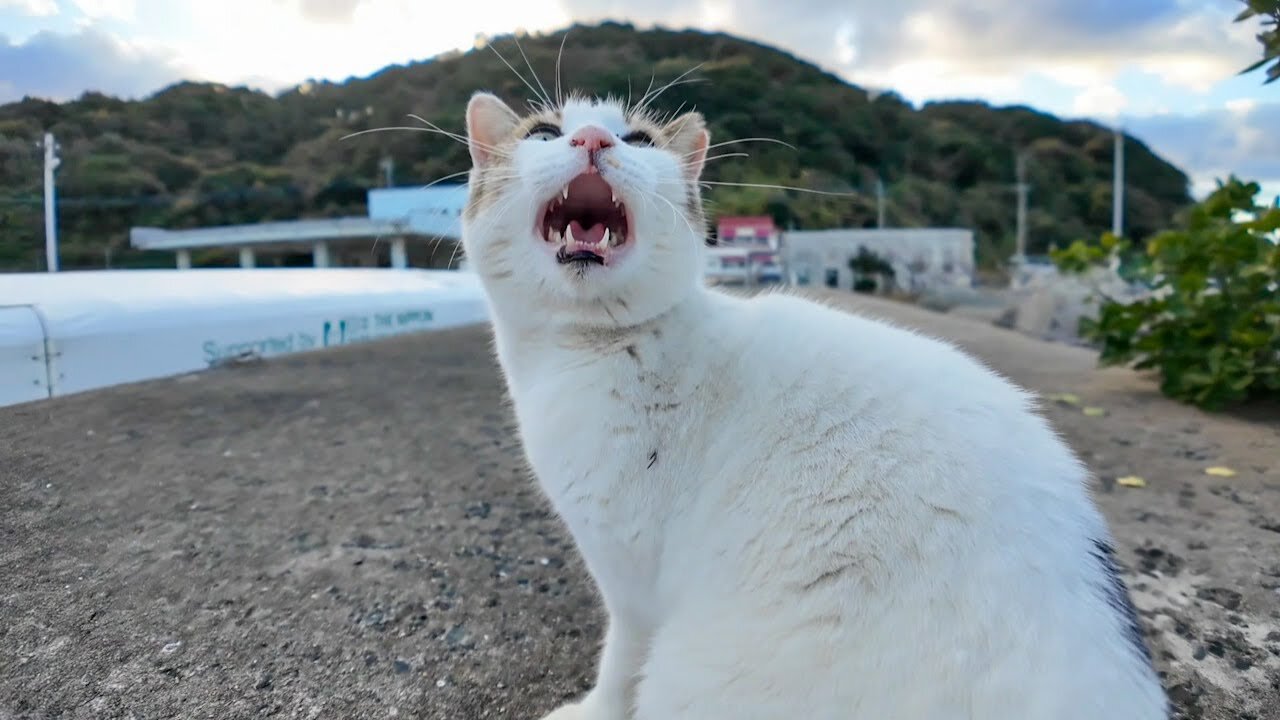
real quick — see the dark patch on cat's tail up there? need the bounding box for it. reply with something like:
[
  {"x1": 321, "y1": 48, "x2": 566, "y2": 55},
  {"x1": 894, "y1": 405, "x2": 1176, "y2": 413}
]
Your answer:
[{"x1": 1090, "y1": 538, "x2": 1153, "y2": 665}]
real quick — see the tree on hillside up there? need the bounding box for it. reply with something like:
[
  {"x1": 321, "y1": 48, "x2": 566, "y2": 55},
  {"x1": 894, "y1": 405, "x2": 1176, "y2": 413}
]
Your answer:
[
  {"x1": 0, "y1": 24, "x2": 1195, "y2": 272},
  {"x1": 1237, "y1": 0, "x2": 1280, "y2": 84}
]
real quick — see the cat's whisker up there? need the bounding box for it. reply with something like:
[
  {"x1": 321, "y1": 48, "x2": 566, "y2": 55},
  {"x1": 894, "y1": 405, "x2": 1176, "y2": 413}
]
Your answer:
[
  {"x1": 638, "y1": 187, "x2": 700, "y2": 239},
  {"x1": 406, "y1": 114, "x2": 512, "y2": 156},
  {"x1": 486, "y1": 36, "x2": 553, "y2": 111},
  {"x1": 555, "y1": 31, "x2": 570, "y2": 105},
  {"x1": 477, "y1": 194, "x2": 535, "y2": 268},
  {"x1": 643, "y1": 103, "x2": 692, "y2": 151},
  {"x1": 512, "y1": 32, "x2": 554, "y2": 110},
  {"x1": 342, "y1": 124, "x2": 511, "y2": 159},
  {"x1": 473, "y1": 192, "x2": 525, "y2": 239},
  {"x1": 655, "y1": 104, "x2": 711, "y2": 150},
  {"x1": 417, "y1": 169, "x2": 473, "y2": 190},
  {"x1": 696, "y1": 180, "x2": 855, "y2": 197},
  {"x1": 630, "y1": 73, "x2": 657, "y2": 117},
  {"x1": 681, "y1": 138, "x2": 799, "y2": 158},
  {"x1": 446, "y1": 230, "x2": 465, "y2": 268},
  {"x1": 628, "y1": 182, "x2": 661, "y2": 222},
  {"x1": 662, "y1": 102, "x2": 689, "y2": 127},
  {"x1": 339, "y1": 126, "x2": 444, "y2": 141},
  {"x1": 689, "y1": 152, "x2": 751, "y2": 165},
  {"x1": 633, "y1": 64, "x2": 706, "y2": 117}
]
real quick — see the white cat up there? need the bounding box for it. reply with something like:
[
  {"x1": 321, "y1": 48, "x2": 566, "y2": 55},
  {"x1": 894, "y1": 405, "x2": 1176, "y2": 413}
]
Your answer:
[{"x1": 459, "y1": 90, "x2": 1170, "y2": 720}]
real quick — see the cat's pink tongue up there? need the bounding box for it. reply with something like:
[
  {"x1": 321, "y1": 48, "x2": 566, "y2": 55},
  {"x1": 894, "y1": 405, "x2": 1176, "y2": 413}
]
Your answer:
[{"x1": 568, "y1": 220, "x2": 606, "y2": 247}]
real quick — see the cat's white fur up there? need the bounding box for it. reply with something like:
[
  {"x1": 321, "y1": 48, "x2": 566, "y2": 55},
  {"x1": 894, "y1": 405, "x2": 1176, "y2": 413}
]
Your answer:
[{"x1": 460, "y1": 91, "x2": 1169, "y2": 720}]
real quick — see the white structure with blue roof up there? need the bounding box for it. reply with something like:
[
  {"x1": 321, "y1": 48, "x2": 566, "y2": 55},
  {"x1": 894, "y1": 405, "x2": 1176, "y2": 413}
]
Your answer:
[{"x1": 130, "y1": 184, "x2": 470, "y2": 270}]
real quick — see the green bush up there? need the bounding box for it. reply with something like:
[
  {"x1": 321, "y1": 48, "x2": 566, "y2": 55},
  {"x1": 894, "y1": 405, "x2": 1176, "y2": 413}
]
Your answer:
[{"x1": 1051, "y1": 177, "x2": 1280, "y2": 410}]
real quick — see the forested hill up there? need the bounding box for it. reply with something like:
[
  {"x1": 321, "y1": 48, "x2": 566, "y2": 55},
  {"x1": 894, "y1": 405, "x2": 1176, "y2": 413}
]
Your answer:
[{"x1": 0, "y1": 21, "x2": 1192, "y2": 271}]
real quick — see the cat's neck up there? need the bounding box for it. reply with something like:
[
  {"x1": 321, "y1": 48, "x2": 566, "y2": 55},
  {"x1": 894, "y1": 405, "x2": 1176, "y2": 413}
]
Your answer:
[
  {"x1": 486, "y1": 271, "x2": 709, "y2": 334},
  {"x1": 485, "y1": 282, "x2": 718, "y2": 377}
]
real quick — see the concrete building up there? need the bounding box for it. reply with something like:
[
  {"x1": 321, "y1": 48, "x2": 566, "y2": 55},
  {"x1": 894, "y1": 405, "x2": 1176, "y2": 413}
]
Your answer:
[
  {"x1": 366, "y1": 184, "x2": 467, "y2": 239},
  {"x1": 782, "y1": 228, "x2": 975, "y2": 292},
  {"x1": 131, "y1": 185, "x2": 469, "y2": 270}
]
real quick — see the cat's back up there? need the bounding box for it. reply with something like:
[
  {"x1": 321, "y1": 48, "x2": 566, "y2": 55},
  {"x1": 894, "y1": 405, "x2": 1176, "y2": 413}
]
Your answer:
[
  {"x1": 715, "y1": 286, "x2": 1039, "y2": 429},
  {"x1": 696, "y1": 285, "x2": 1100, "y2": 581}
]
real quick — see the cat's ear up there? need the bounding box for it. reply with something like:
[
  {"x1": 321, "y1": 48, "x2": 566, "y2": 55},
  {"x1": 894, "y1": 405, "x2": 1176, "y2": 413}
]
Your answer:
[
  {"x1": 466, "y1": 92, "x2": 520, "y2": 169},
  {"x1": 663, "y1": 111, "x2": 710, "y2": 181}
]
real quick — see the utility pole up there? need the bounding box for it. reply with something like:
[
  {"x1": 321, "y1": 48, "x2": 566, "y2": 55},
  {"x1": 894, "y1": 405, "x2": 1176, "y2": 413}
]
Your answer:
[
  {"x1": 1112, "y1": 127, "x2": 1125, "y2": 238},
  {"x1": 1013, "y1": 151, "x2": 1029, "y2": 266},
  {"x1": 41, "y1": 132, "x2": 61, "y2": 273},
  {"x1": 875, "y1": 176, "x2": 886, "y2": 229},
  {"x1": 379, "y1": 157, "x2": 395, "y2": 188}
]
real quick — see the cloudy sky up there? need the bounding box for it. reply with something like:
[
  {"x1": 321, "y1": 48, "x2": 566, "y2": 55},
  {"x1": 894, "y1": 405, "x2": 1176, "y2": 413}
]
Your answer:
[{"x1": 1, "y1": 0, "x2": 1277, "y2": 201}]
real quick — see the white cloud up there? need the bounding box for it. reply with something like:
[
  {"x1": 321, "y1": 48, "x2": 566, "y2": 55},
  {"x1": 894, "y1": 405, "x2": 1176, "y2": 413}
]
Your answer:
[
  {"x1": 282, "y1": 0, "x2": 369, "y2": 24},
  {"x1": 1072, "y1": 84, "x2": 1127, "y2": 119},
  {"x1": 2, "y1": 0, "x2": 1263, "y2": 121},
  {"x1": 1127, "y1": 102, "x2": 1280, "y2": 201},
  {"x1": 834, "y1": 21, "x2": 857, "y2": 66},
  {"x1": 556, "y1": 0, "x2": 1260, "y2": 109},
  {"x1": 0, "y1": 0, "x2": 58, "y2": 16},
  {"x1": 0, "y1": 27, "x2": 187, "y2": 102},
  {"x1": 72, "y1": 0, "x2": 137, "y2": 21},
  {"x1": 699, "y1": 0, "x2": 732, "y2": 27},
  {"x1": 1226, "y1": 98, "x2": 1256, "y2": 115},
  {"x1": 171, "y1": 0, "x2": 570, "y2": 93},
  {"x1": 857, "y1": 60, "x2": 1028, "y2": 107}
]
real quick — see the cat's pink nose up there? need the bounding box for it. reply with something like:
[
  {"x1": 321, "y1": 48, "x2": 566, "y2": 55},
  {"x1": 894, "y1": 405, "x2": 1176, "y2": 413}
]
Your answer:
[{"x1": 569, "y1": 126, "x2": 615, "y2": 153}]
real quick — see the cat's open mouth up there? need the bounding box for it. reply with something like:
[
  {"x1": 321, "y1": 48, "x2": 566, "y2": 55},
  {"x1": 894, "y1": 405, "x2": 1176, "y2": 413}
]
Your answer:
[{"x1": 538, "y1": 172, "x2": 630, "y2": 266}]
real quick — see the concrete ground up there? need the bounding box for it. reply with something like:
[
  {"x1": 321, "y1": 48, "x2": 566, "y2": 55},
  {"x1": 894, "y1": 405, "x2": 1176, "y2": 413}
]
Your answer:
[{"x1": 2, "y1": 289, "x2": 1277, "y2": 720}]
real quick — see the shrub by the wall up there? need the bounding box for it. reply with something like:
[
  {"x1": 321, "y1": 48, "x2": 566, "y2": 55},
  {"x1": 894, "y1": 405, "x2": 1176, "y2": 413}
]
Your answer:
[{"x1": 1051, "y1": 177, "x2": 1279, "y2": 411}]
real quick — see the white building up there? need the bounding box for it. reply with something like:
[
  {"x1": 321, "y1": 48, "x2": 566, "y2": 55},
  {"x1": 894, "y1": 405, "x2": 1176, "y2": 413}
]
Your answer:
[
  {"x1": 781, "y1": 228, "x2": 975, "y2": 292},
  {"x1": 366, "y1": 184, "x2": 468, "y2": 239},
  {"x1": 131, "y1": 184, "x2": 470, "y2": 270}
]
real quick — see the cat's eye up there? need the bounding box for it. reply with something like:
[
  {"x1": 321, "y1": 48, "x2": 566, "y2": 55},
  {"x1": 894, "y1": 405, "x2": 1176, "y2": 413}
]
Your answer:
[
  {"x1": 622, "y1": 130, "x2": 654, "y2": 147},
  {"x1": 525, "y1": 123, "x2": 562, "y2": 141}
]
